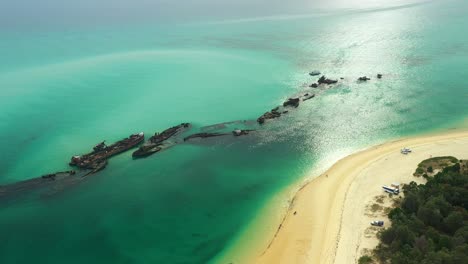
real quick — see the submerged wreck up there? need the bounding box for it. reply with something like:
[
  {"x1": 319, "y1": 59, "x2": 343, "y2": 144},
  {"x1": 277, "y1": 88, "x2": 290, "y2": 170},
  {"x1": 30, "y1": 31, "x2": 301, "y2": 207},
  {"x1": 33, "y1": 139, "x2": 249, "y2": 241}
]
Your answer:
[
  {"x1": 257, "y1": 85, "x2": 321, "y2": 125},
  {"x1": 318, "y1": 75, "x2": 338, "y2": 85},
  {"x1": 283, "y1": 98, "x2": 300, "y2": 108},
  {"x1": 41, "y1": 170, "x2": 76, "y2": 180},
  {"x1": 302, "y1": 93, "x2": 315, "y2": 101},
  {"x1": 257, "y1": 107, "x2": 282, "y2": 124},
  {"x1": 257, "y1": 91, "x2": 318, "y2": 125},
  {"x1": 133, "y1": 123, "x2": 190, "y2": 158},
  {"x1": 232, "y1": 129, "x2": 254, "y2": 136},
  {"x1": 0, "y1": 170, "x2": 87, "y2": 199},
  {"x1": 184, "y1": 129, "x2": 253, "y2": 141},
  {"x1": 1, "y1": 69, "x2": 390, "y2": 199},
  {"x1": 70, "y1": 132, "x2": 144, "y2": 172},
  {"x1": 184, "y1": 132, "x2": 229, "y2": 141}
]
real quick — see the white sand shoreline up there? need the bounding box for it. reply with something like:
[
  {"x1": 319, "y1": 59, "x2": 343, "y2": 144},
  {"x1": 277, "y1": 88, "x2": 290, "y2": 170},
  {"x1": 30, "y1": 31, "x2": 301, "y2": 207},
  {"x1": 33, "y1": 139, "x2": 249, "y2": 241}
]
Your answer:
[{"x1": 254, "y1": 130, "x2": 468, "y2": 264}]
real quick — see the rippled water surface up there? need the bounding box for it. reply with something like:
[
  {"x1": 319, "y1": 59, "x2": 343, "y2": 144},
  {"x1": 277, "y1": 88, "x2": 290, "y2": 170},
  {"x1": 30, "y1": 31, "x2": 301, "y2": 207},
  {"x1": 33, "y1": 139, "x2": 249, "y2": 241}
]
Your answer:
[{"x1": 1, "y1": 1, "x2": 467, "y2": 263}]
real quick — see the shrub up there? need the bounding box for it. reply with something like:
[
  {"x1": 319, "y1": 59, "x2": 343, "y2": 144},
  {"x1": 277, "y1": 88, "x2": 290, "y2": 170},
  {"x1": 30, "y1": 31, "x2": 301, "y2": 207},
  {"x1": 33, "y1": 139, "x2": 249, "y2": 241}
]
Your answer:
[
  {"x1": 358, "y1": 255, "x2": 373, "y2": 264},
  {"x1": 416, "y1": 167, "x2": 425, "y2": 175}
]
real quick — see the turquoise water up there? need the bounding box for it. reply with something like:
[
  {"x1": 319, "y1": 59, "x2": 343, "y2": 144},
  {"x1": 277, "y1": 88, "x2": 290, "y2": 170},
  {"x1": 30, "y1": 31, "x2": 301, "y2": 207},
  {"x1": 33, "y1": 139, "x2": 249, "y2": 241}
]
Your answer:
[{"x1": 1, "y1": 1, "x2": 468, "y2": 263}]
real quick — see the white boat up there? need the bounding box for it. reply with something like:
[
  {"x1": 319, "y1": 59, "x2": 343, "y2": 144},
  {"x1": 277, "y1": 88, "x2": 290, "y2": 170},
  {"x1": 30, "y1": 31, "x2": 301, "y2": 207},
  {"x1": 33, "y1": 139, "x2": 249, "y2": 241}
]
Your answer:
[
  {"x1": 400, "y1": 147, "x2": 412, "y2": 154},
  {"x1": 309, "y1": 70, "x2": 321, "y2": 76}
]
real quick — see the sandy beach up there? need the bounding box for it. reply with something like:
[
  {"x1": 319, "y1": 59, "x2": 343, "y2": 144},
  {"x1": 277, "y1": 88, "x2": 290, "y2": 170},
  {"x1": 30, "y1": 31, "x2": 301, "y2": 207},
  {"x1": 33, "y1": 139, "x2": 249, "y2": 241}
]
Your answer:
[{"x1": 256, "y1": 130, "x2": 468, "y2": 264}]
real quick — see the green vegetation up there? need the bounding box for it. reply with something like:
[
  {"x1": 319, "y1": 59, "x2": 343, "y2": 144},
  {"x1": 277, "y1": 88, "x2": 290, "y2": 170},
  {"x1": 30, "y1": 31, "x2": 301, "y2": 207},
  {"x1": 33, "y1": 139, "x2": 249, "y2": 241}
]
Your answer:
[
  {"x1": 358, "y1": 255, "x2": 374, "y2": 264},
  {"x1": 413, "y1": 156, "x2": 458, "y2": 177},
  {"x1": 427, "y1": 166, "x2": 433, "y2": 173},
  {"x1": 374, "y1": 158, "x2": 468, "y2": 264}
]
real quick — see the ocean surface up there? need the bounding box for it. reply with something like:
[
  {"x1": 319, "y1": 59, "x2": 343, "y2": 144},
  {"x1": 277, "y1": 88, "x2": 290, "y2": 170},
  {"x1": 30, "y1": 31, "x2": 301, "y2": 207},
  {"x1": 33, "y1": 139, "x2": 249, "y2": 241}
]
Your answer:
[{"x1": 1, "y1": 1, "x2": 468, "y2": 263}]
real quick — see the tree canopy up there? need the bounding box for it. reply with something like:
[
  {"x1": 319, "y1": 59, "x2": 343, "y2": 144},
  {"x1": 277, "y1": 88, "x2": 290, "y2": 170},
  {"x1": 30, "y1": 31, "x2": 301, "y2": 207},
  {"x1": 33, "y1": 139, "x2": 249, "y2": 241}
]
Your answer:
[{"x1": 374, "y1": 160, "x2": 468, "y2": 264}]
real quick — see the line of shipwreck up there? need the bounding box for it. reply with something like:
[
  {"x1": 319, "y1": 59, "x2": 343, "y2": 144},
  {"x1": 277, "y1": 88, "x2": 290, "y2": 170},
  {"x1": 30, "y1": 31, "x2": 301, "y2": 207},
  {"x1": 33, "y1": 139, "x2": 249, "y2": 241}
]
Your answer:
[{"x1": 0, "y1": 73, "x2": 383, "y2": 197}]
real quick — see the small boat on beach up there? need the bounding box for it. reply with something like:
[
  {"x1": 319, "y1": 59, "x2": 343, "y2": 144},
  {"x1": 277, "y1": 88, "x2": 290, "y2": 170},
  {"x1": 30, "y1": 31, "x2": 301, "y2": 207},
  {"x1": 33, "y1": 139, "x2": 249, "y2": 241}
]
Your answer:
[{"x1": 400, "y1": 147, "x2": 412, "y2": 154}]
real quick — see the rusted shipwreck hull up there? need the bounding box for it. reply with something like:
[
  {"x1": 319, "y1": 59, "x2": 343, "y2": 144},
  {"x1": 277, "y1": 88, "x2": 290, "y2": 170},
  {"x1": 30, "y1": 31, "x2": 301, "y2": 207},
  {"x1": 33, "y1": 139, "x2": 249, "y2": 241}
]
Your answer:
[
  {"x1": 70, "y1": 132, "x2": 144, "y2": 170},
  {"x1": 132, "y1": 123, "x2": 190, "y2": 158}
]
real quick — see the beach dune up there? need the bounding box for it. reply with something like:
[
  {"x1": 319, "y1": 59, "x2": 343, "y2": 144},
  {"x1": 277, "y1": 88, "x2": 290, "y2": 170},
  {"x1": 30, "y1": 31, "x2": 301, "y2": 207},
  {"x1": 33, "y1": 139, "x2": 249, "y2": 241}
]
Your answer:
[{"x1": 256, "y1": 131, "x2": 468, "y2": 264}]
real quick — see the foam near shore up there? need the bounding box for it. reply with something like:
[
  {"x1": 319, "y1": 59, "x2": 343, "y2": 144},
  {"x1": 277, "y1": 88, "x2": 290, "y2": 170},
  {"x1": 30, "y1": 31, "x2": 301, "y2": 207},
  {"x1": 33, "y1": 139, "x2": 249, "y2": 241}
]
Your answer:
[{"x1": 254, "y1": 130, "x2": 468, "y2": 264}]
